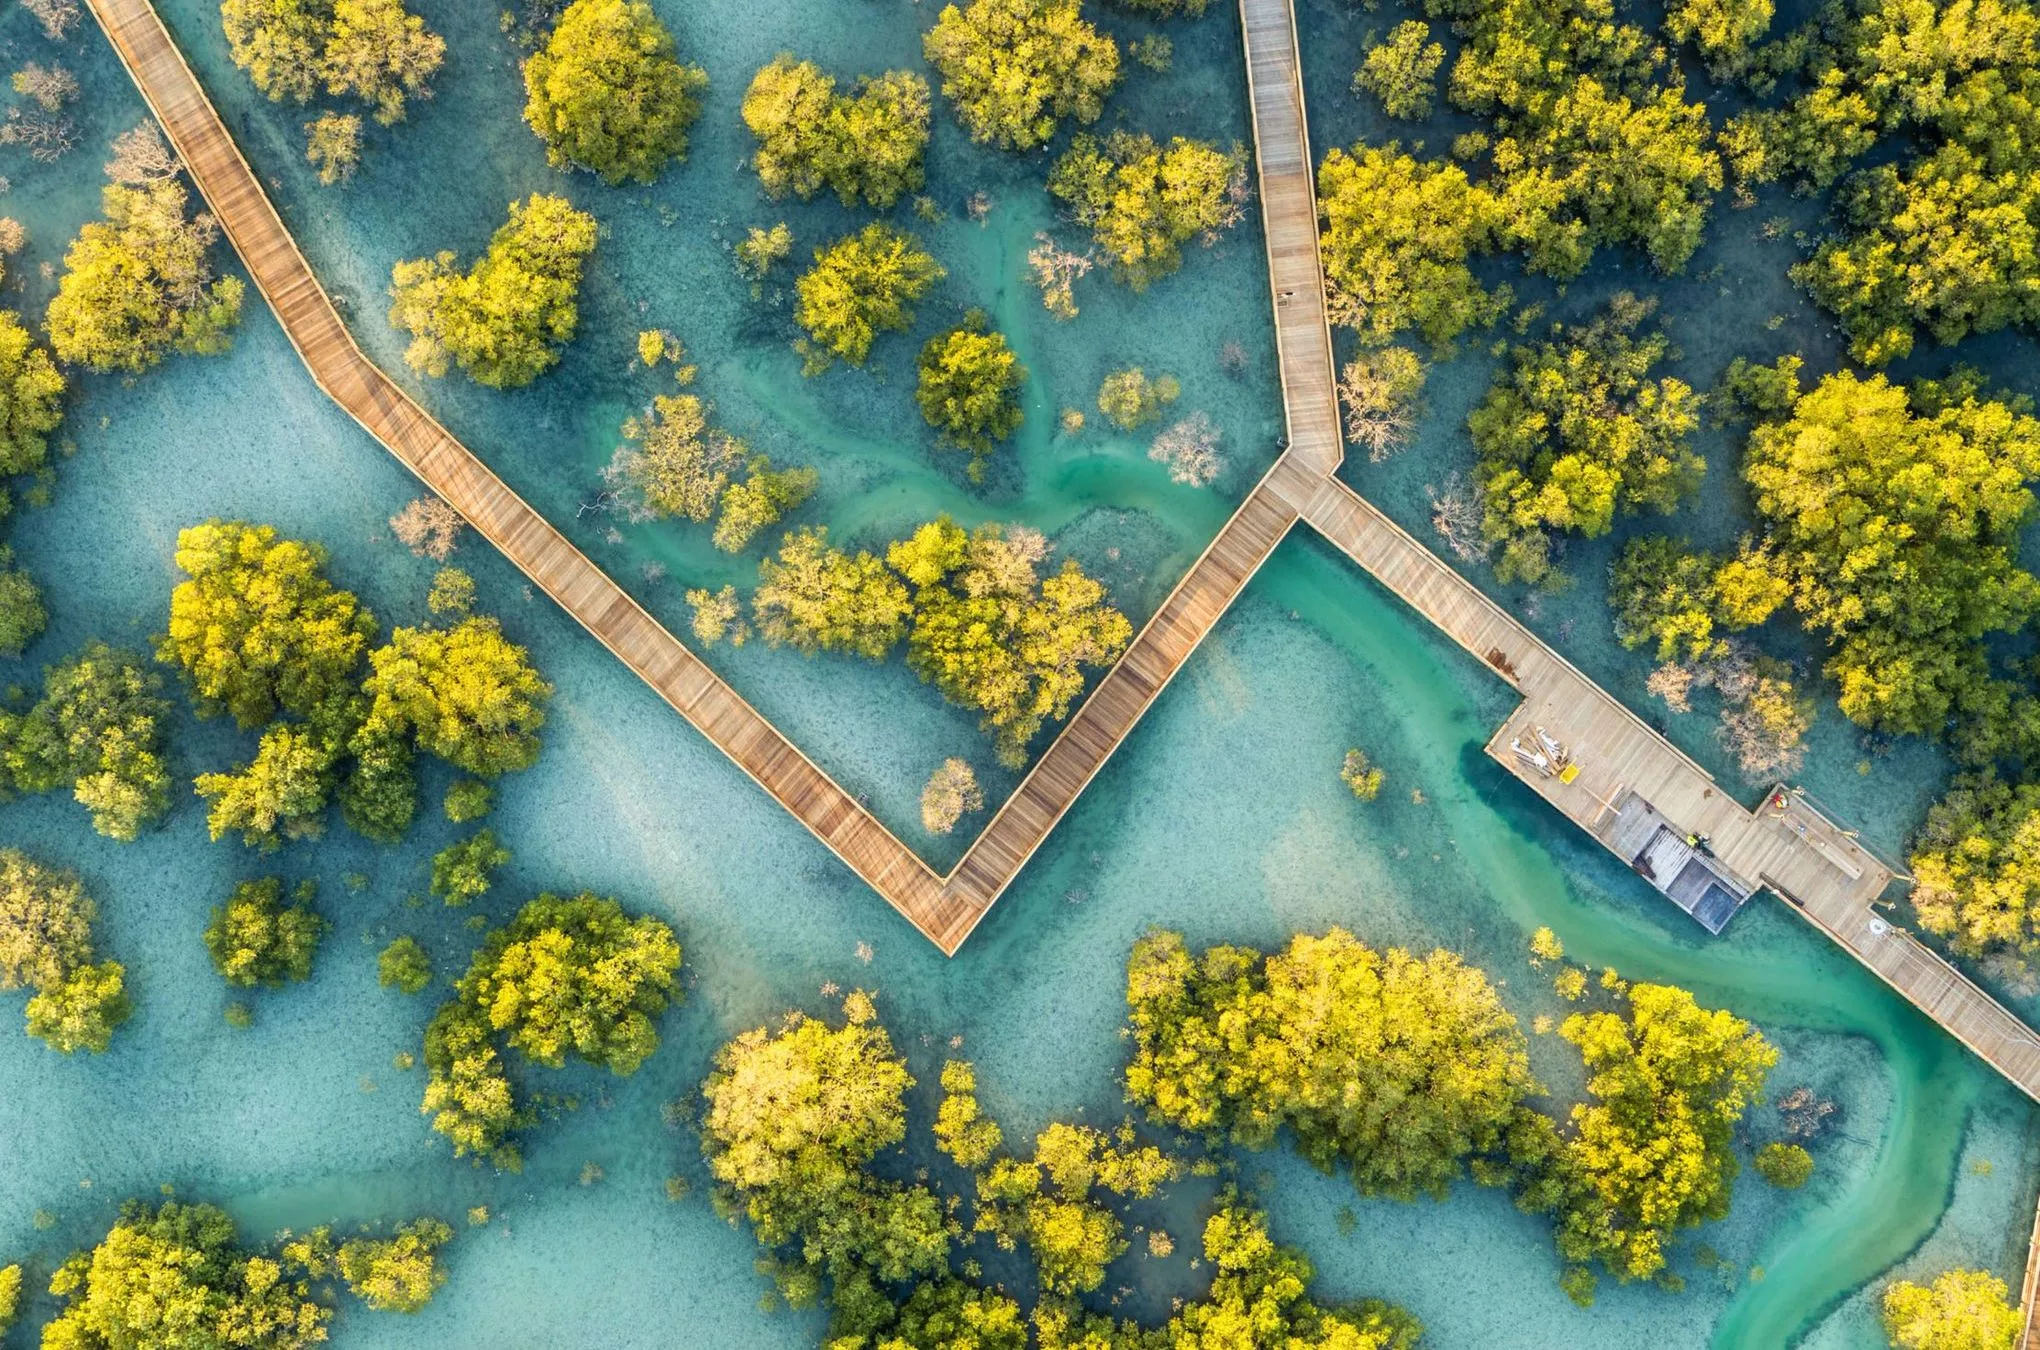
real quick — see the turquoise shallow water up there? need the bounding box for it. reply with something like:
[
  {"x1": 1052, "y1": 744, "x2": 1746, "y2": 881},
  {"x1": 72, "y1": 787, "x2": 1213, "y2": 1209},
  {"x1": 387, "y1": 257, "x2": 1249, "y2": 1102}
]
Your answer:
[{"x1": 0, "y1": 0, "x2": 2035, "y2": 1346}]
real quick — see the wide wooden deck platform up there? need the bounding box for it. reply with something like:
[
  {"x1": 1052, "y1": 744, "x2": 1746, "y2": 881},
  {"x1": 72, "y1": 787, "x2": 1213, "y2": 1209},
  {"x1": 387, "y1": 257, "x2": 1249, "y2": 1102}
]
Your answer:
[
  {"x1": 1297, "y1": 459, "x2": 2040, "y2": 1098},
  {"x1": 1297, "y1": 472, "x2": 2040, "y2": 1096}
]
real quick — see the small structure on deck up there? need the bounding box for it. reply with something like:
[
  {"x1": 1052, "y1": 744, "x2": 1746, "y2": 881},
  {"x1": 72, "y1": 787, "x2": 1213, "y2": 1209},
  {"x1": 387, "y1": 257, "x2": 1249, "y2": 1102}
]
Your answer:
[
  {"x1": 1605, "y1": 791, "x2": 1754, "y2": 934},
  {"x1": 1507, "y1": 723, "x2": 1581, "y2": 785}
]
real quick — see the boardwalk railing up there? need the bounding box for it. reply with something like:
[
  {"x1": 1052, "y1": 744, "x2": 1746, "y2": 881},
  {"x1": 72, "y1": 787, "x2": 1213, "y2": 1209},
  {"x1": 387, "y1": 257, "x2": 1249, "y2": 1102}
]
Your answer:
[{"x1": 2021, "y1": 1190, "x2": 2040, "y2": 1350}]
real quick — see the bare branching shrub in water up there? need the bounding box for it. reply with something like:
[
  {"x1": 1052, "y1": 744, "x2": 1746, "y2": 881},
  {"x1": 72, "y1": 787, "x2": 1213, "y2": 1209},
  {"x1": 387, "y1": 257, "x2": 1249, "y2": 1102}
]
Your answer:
[
  {"x1": 1776, "y1": 1086, "x2": 1837, "y2": 1142},
  {"x1": 1427, "y1": 473, "x2": 1489, "y2": 563},
  {"x1": 1646, "y1": 662, "x2": 1694, "y2": 713},
  {"x1": 1700, "y1": 640, "x2": 1759, "y2": 704},
  {"x1": 920, "y1": 758, "x2": 983, "y2": 834},
  {"x1": 0, "y1": 110, "x2": 73, "y2": 163},
  {"x1": 12, "y1": 64, "x2": 79, "y2": 112},
  {"x1": 1149, "y1": 412, "x2": 1222, "y2": 488},
  {"x1": 105, "y1": 123, "x2": 179, "y2": 185},
  {"x1": 22, "y1": 0, "x2": 81, "y2": 41},
  {"x1": 1337, "y1": 347, "x2": 1425, "y2": 462},
  {"x1": 1027, "y1": 233, "x2": 1093, "y2": 320},
  {"x1": 390, "y1": 496, "x2": 465, "y2": 560}
]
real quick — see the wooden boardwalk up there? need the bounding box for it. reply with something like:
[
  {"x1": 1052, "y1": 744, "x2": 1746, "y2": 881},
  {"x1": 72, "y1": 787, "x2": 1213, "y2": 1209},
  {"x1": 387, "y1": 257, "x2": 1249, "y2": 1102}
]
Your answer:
[
  {"x1": 1238, "y1": 0, "x2": 2040, "y2": 1109},
  {"x1": 939, "y1": 0, "x2": 1338, "y2": 944},
  {"x1": 82, "y1": 0, "x2": 2040, "y2": 1110},
  {"x1": 88, "y1": 0, "x2": 962, "y2": 937},
  {"x1": 1237, "y1": 0, "x2": 1343, "y2": 478},
  {"x1": 84, "y1": 0, "x2": 1310, "y2": 955}
]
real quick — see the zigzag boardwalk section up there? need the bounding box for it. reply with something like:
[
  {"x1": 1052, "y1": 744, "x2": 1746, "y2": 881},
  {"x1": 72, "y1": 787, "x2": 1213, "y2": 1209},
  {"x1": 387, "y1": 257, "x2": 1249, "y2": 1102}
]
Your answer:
[
  {"x1": 935, "y1": 0, "x2": 1344, "y2": 947},
  {"x1": 85, "y1": 0, "x2": 1308, "y2": 955},
  {"x1": 941, "y1": 462, "x2": 1304, "y2": 949},
  {"x1": 90, "y1": 0, "x2": 2040, "y2": 1112}
]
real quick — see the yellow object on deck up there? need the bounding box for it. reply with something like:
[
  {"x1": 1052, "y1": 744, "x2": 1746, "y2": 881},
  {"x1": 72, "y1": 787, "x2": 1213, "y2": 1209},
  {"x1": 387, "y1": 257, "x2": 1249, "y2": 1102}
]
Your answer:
[{"x1": 1558, "y1": 762, "x2": 1580, "y2": 784}]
